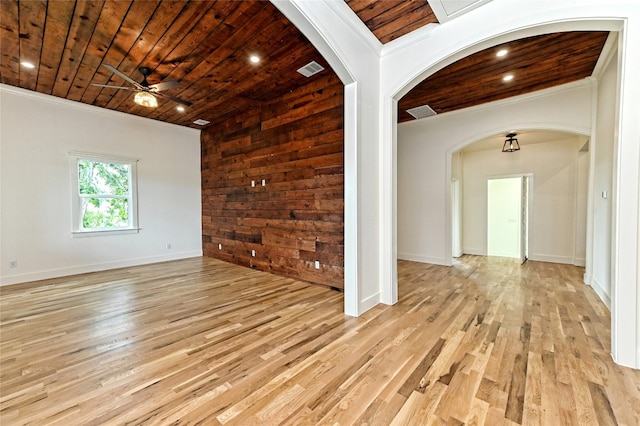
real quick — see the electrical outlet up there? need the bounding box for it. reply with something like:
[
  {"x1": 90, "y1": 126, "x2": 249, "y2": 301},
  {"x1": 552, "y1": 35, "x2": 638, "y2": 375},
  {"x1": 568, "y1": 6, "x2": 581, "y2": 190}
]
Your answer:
[
  {"x1": 166, "y1": 243, "x2": 172, "y2": 249},
  {"x1": 218, "y1": 243, "x2": 222, "y2": 250},
  {"x1": 9, "y1": 260, "x2": 17, "y2": 268},
  {"x1": 315, "y1": 260, "x2": 320, "y2": 269},
  {"x1": 251, "y1": 249, "x2": 256, "y2": 257}
]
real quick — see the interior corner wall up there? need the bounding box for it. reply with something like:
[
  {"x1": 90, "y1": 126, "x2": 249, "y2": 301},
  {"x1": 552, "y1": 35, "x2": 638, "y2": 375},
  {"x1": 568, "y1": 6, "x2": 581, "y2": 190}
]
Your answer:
[
  {"x1": 200, "y1": 75, "x2": 344, "y2": 289},
  {"x1": 590, "y1": 43, "x2": 618, "y2": 305},
  {"x1": 0, "y1": 86, "x2": 203, "y2": 286},
  {"x1": 397, "y1": 81, "x2": 592, "y2": 266},
  {"x1": 461, "y1": 138, "x2": 587, "y2": 264}
]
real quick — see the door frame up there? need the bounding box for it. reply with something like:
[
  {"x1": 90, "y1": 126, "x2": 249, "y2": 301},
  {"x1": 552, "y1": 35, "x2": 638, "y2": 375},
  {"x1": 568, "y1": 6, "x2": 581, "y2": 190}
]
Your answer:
[{"x1": 484, "y1": 173, "x2": 533, "y2": 261}]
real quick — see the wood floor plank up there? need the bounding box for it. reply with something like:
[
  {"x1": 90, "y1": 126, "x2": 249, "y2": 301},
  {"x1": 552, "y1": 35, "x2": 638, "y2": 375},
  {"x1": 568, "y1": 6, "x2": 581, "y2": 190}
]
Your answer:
[{"x1": 2, "y1": 256, "x2": 640, "y2": 425}]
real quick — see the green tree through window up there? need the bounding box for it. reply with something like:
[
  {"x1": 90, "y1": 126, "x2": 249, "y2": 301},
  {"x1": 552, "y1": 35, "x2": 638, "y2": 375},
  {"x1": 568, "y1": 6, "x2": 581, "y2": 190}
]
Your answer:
[{"x1": 76, "y1": 159, "x2": 133, "y2": 230}]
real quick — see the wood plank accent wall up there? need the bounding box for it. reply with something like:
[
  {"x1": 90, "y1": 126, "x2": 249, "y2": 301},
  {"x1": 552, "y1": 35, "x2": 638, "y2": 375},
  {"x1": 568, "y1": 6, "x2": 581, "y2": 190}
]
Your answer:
[{"x1": 201, "y1": 74, "x2": 344, "y2": 289}]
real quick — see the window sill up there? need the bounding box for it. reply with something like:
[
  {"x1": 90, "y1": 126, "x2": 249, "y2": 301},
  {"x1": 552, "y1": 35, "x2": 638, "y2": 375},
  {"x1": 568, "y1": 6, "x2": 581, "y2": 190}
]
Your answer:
[{"x1": 72, "y1": 228, "x2": 141, "y2": 238}]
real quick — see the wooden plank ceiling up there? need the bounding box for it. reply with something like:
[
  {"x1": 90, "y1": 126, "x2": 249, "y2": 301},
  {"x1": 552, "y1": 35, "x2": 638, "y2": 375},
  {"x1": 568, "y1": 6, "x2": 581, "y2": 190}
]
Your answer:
[
  {"x1": 344, "y1": 0, "x2": 438, "y2": 44},
  {"x1": 398, "y1": 31, "x2": 609, "y2": 122},
  {"x1": 0, "y1": 0, "x2": 330, "y2": 129},
  {"x1": 1, "y1": 1, "x2": 609, "y2": 127}
]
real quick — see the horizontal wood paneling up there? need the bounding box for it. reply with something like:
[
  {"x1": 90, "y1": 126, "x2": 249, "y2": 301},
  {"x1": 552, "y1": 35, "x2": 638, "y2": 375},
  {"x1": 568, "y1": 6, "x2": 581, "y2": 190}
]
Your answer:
[
  {"x1": 201, "y1": 74, "x2": 344, "y2": 289},
  {"x1": 2, "y1": 1, "x2": 609, "y2": 126},
  {"x1": 0, "y1": 1, "x2": 331, "y2": 129},
  {"x1": 345, "y1": 0, "x2": 438, "y2": 44},
  {"x1": 399, "y1": 31, "x2": 609, "y2": 122}
]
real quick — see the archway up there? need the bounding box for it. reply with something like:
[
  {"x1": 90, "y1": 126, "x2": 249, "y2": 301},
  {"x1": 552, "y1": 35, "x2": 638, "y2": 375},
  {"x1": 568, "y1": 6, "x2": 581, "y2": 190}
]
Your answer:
[
  {"x1": 384, "y1": 12, "x2": 638, "y2": 368},
  {"x1": 448, "y1": 129, "x2": 591, "y2": 268}
]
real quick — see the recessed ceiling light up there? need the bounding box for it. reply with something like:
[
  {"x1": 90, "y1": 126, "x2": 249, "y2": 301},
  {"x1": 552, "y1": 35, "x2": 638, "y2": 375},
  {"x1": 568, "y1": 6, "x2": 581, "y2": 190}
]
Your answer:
[
  {"x1": 176, "y1": 105, "x2": 185, "y2": 112},
  {"x1": 249, "y1": 55, "x2": 260, "y2": 64},
  {"x1": 21, "y1": 61, "x2": 35, "y2": 69},
  {"x1": 496, "y1": 49, "x2": 508, "y2": 58},
  {"x1": 503, "y1": 74, "x2": 514, "y2": 82}
]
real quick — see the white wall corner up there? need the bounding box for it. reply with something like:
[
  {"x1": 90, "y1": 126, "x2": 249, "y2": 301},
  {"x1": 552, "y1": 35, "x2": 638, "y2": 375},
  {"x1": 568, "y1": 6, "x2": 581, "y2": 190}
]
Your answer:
[
  {"x1": 590, "y1": 276, "x2": 611, "y2": 310},
  {"x1": 322, "y1": 0, "x2": 382, "y2": 57},
  {"x1": 398, "y1": 253, "x2": 451, "y2": 266},
  {"x1": 592, "y1": 32, "x2": 619, "y2": 80},
  {"x1": 361, "y1": 292, "x2": 382, "y2": 310}
]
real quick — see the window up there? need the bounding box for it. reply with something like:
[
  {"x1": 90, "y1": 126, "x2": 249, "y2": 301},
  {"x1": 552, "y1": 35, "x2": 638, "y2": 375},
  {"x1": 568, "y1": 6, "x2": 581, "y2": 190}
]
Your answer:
[{"x1": 70, "y1": 152, "x2": 139, "y2": 236}]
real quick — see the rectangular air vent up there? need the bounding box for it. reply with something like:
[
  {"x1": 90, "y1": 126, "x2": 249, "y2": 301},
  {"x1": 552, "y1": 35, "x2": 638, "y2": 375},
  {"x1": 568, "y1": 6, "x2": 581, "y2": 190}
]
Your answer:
[
  {"x1": 406, "y1": 104, "x2": 437, "y2": 120},
  {"x1": 193, "y1": 119, "x2": 210, "y2": 126},
  {"x1": 297, "y1": 61, "x2": 325, "y2": 77}
]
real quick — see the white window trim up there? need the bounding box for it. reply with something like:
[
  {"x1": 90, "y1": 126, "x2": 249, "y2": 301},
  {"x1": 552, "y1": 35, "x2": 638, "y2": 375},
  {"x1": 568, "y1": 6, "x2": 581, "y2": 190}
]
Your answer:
[{"x1": 69, "y1": 151, "x2": 140, "y2": 237}]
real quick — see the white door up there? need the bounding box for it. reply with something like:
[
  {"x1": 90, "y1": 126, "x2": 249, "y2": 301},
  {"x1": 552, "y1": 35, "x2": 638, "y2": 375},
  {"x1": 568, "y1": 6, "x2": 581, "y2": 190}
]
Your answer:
[{"x1": 487, "y1": 177, "x2": 522, "y2": 258}]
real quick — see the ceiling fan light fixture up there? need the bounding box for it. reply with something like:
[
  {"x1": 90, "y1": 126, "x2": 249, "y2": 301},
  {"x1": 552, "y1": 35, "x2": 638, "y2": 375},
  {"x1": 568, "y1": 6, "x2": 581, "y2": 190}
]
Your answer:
[
  {"x1": 502, "y1": 133, "x2": 520, "y2": 152},
  {"x1": 134, "y1": 91, "x2": 158, "y2": 108}
]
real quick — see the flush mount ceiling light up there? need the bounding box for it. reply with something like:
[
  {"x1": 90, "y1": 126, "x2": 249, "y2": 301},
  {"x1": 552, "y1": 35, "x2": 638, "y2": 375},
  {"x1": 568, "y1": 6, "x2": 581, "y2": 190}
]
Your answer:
[
  {"x1": 21, "y1": 61, "x2": 35, "y2": 69},
  {"x1": 503, "y1": 74, "x2": 514, "y2": 82},
  {"x1": 249, "y1": 55, "x2": 260, "y2": 64},
  {"x1": 496, "y1": 49, "x2": 508, "y2": 58},
  {"x1": 134, "y1": 91, "x2": 158, "y2": 108},
  {"x1": 176, "y1": 105, "x2": 185, "y2": 112},
  {"x1": 502, "y1": 133, "x2": 520, "y2": 152}
]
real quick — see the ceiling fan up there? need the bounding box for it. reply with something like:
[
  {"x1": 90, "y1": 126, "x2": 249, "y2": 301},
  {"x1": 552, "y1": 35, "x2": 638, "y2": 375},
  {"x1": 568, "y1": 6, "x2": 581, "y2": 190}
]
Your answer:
[{"x1": 92, "y1": 64, "x2": 192, "y2": 108}]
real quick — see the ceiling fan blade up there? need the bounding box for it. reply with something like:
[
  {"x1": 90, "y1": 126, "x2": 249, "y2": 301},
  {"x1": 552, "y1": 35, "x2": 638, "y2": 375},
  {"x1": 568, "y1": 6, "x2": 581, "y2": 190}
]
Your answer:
[
  {"x1": 149, "y1": 80, "x2": 181, "y2": 92},
  {"x1": 91, "y1": 83, "x2": 132, "y2": 90},
  {"x1": 155, "y1": 91, "x2": 192, "y2": 107},
  {"x1": 102, "y1": 64, "x2": 143, "y2": 90}
]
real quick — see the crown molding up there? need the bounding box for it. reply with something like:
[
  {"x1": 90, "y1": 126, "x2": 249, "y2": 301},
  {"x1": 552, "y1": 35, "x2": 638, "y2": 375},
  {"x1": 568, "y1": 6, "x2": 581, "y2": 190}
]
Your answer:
[{"x1": 398, "y1": 78, "x2": 594, "y2": 128}]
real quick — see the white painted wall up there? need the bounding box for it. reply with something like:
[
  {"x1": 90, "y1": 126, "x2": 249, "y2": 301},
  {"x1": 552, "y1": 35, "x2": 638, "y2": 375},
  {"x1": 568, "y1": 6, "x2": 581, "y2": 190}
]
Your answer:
[
  {"x1": 398, "y1": 81, "x2": 593, "y2": 265},
  {"x1": 385, "y1": 0, "x2": 640, "y2": 368},
  {"x1": 588, "y1": 42, "x2": 618, "y2": 307},
  {"x1": 461, "y1": 137, "x2": 587, "y2": 265},
  {"x1": 0, "y1": 86, "x2": 202, "y2": 285},
  {"x1": 283, "y1": 0, "x2": 640, "y2": 368}
]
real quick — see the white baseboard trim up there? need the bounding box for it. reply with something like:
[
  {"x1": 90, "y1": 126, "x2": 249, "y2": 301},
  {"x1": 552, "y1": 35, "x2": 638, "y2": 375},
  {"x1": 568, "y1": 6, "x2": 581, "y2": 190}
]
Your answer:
[
  {"x1": 0, "y1": 251, "x2": 203, "y2": 286},
  {"x1": 528, "y1": 254, "x2": 575, "y2": 264},
  {"x1": 590, "y1": 276, "x2": 611, "y2": 310},
  {"x1": 462, "y1": 248, "x2": 486, "y2": 256},
  {"x1": 397, "y1": 253, "x2": 450, "y2": 266},
  {"x1": 574, "y1": 258, "x2": 586, "y2": 267},
  {"x1": 360, "y1": 292, "x2": 381, "y2": 312},
  {"x1": 583, "y1": 273, "x2": 591, "y2": 285}
]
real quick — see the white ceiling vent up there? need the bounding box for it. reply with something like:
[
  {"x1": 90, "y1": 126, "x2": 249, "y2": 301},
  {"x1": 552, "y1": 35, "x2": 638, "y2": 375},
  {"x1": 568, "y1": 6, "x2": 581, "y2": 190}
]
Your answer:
[
  {"x1": 297, "y1": 61, "x2": 325, "y2": 77},
  {"x1": 406, "y1": 104, "x2": 437, "y2": 119},
  {"x1": 193, "y1": 119, "x2": 210, "y2": 126}
]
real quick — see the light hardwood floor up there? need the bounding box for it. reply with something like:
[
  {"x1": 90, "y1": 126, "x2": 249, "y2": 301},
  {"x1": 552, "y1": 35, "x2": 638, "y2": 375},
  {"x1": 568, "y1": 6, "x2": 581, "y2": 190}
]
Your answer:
[{"x1": 1, "y1": 256, "x2": 639, "y2": 425}]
